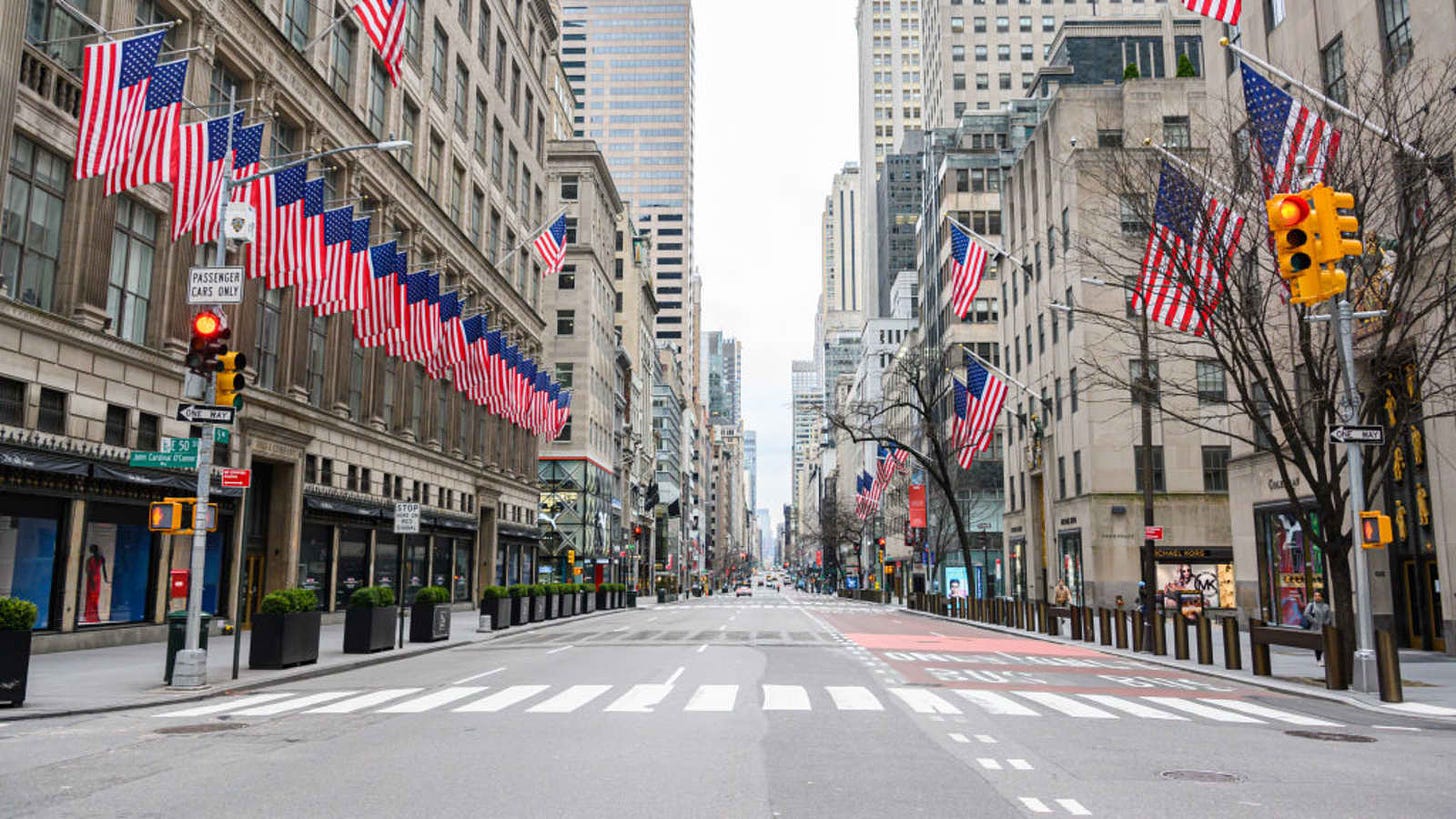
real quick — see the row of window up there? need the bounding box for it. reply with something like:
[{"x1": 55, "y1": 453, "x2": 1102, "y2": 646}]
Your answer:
[
  {"x1": 953, "y1": 15, "x2": 1059, "y2": 33},
  {"x1": 302, "y1": 453, "x2": 475, "y2": 514},
  {"x1": 953, "y1": 42, "x2": 1050, "y2": 62},
  {"x1": 1009, "y1": 445, "x2": 1231, "y2": 514}
]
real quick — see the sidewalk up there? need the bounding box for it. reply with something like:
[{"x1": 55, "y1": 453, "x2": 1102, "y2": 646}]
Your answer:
[
  {"x1": 5, "y1": 604, "x2": 638, "y2": 722},
  {"x1": 899, "y1": 603, "x2": 1456, "y2": 721}
]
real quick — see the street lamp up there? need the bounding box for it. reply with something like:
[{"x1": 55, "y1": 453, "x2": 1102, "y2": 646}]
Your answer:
[{"x1": 1073, "y1": 276, "x2": 1158, "y2": 654}]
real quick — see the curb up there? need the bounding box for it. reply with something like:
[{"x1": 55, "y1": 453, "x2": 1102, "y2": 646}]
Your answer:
[
  {"x1": 895, "y1": 605, "x2": 1456, "y2": 723},
  {"x1": 2, "y1": 606, "x2": 638, "y2": 723}
]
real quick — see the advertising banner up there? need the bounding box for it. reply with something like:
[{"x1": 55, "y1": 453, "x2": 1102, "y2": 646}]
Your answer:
[{"x1": 908, "y1": 482, "x2": 927, "y2": 527}]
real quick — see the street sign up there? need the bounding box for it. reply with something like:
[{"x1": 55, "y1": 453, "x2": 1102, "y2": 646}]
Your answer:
[
  {"x1": 214, "y1": 427, "x2": 231, "y2": 445},
  {"x1": 187, "y1": 266, "x2": 244, "y2": 304},
  {"x1": 219, "y1": 468, "x2": 251, "y2": 488},
  {"x1": 129, "y1": 451, "x2": 198, "y2": 469},
  {"x1": 176, "y1": 403, "x2": 236, "y2": 424},
  {"x1": 161, "y1": 437, "x2": 198, "y2": 454},
  {"x1": 1330, "y1": 425, "x2": 1384, "y2": 445},
  {"x1": 1145, "y1": 526, "x2": 1165, "y2": 541},
  {"x1": 394, "y1": 502, "x2": 420, "y2": 534}
]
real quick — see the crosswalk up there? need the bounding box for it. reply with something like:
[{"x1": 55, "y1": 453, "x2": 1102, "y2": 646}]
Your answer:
[{"x1": 152, "y1": 683, "x2": 1341, "y2": 727}]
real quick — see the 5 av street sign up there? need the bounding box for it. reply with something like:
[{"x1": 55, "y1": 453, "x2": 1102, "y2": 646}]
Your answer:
[
  {"x1": 176, "y1": 403, "x2": 236, "y2": 424},
  {"x1": 1329, "y1": 425, "x2": 1383, "y2": 445}
]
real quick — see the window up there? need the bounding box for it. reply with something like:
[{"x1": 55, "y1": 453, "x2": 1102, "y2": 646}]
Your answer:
[
  {"x1": 996, "y1": 16, "x2": 1009, "y2": 31},
  {"x1": 470, "y1": 187, "x2": 484, "y2": 244},
  {"x1": 104, "y1": 405, "x2": 129, "y2": 447},
  {"x1": 453, "y1": 60, "x2": 469, "y2": 133},
  {"x1": 1019, "y1": 15, "x2": 1031, "y2": 31},
  {"x1": 382, "y1": 357, "x2": 398, "y2": 428},
  {"x1": 560, "y1": 175, "x2": 579, "y2": 201},
  {"x1": 555, "y1": 363, "x2": 574, "y2": 388},
  {"x1": 458, "y1": 0, "x2": 470, "y2": 29},
  {"x1": 490, "y1": 119, "x2": 504, "y2": 182},
  {"x1": 2, "y1": 135, "x2": 67, "y2": 311},
  {"x1": 952, "y1": 45, "x2": 965, "y2": 62},
  {"x1": 1133, "y1": 446, "x2": 1166, "y2": 492},
  {"x1": 254, "y1": 289, "x2": 282, "y2": 390},
  {"x1": 1379, "y1": 0, "x2": 1412, "y2": 72},
  {"x1": 1096, "y1": 129, "x2": 1123, "y2": 148},
  {"x1": 1202, "y1": 446, "x2": 1230, "y2": 492},
  {"x1": 1054, "y1": 377, "x2": 1062, "y2": 420},
  {"x1": 348, "y1": 340, "x2": 365, "y2": 421},
  {"x1": 1042, "y1": 15, "x2": 1055, "y2": 31},
  {"x1": 474, "y1": 94, "x2": 489, "y2": 158},
  {"x1": 1057, "y1": 456, "x2": 1066, "y2": 499},
  {"x1": 367, "y1": 60, "x2": 389, "y2": 137},
  {"x1": 999, "y1": 73, "x2": 1011, "y2": 90},
  {"x1": 1119, "y1": 195, "x2": 1145, "y2": 233},
  {"x1": 431, "y1": 23, "x2": 449, "y2": 99},
  {"x1": 1069, "y1": 367, "x2": 1079, "y2": 413},
  {"x1": 1130, "y1": 359, "x2": 1160, "y2": 402},
  {"x1": 952, "y1": 16, "x2": 964, "y2": 31},
  {"x1": 495, "y1": 33, "x2": 507, "y2": 93},
  {"x1": 137, "y1": 412, "x2": 159, "y2": 451},
  {"x1": 563, "y1": 215, "x2": 577, "y2": 244},
  {"x1": 400, "y1": 99, "x2": 419, "y2": 172},
  {"x1": 107, "y1": 198, "x2": 156, "y2": 345},
  {"x1": 427, "y1": 133, "x2": 444, "y2": 198},
  {"x1": 37, "y1": 387, "x2": 65, "y2": 434},
  {"x1": 558, "y1": 265, "x2": 576, "y2": 289},
  {"x1": 306, "y1": 315, "x2": 327, "y2": 405},
  {"x1": 953, "y1": 73, "x2": 966, "y2": 90},
  {"x1": 1196, "y1": 360, "x2": 1226, "y2": 404},
  {"x1": 283, "y1": 0, "x2": 311, "y2": 50},
  {"x1": 1265, "y1": 0, "x2": 1286, "y2": 28},
  {"x1": 975, "y1": 73, "x2": 989, "y2": 90},
  {"x1": 557, "y1": 310, "x2": 575, "y2": 335},
  {"x1": 0, "y1": 377, "x2": 22, "y2": 425},
  {"x1": 974, "y1": 44, "x2": 986, "y2": 61},
  {"x1": 1321, "y1": 36, "x2": 1347, "y2": 106},
  {"x1": 1162, "y1": 116, "x2": 1190, "y2": 149},
  {"x1": 1073, "y1": 451, "x2": 1083, "y2": 495},
  {"x1": 450, "y1": 164, "x2": 465, "y2": 223},
  {"x1": 330, "y1": 20, "x2": 356, "y2": 98},
  {"x1": 997, "y1": 44, "x2": 1010, "y2": 61},
  {"x1": 403, "y1": 0, "x2": 423, "y2": 63}
]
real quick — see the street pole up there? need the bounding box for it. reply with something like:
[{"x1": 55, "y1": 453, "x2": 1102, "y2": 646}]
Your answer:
[
  {"x1": 1138, "y1": 308, "x2": 1157, "y2": 654},
  {"x1": 1334, "y1": 298, "x2": 1378, "y2": 691}
]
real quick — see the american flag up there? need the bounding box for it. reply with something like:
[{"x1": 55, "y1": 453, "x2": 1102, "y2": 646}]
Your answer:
[
  {"x1": 532, "y1": 213, "x2": 568, "y2": 275},
  {"x1": 426, "y1": 292, "x2": 468, "y2": 380},
  {"x1": 1241, "y1": 62, "x2": 1340, "y2": 194},
  {"x1": 853, "y1": 473, "x2": 867, "y2": 519},
  {"x1": 531, "y1": 372, "x2": 551, "y2": 435},
  {"x1": 312, "y1": 207, "x2": 356, "y2": 311},
  {"x1": 485, "y1": 330, "x2": 507, "y2": 416},
  {"x1": 316, "y1": 215, "x2": 370, "y2": 315},
  {"x1": 1133, "y1": 162, "x2": 1246, "y2": 336},
  {"x1": 871, "y1": 445, "x2": 899, "y2": 504},
  {"x1": 104, "y1": 58, "x2": 186, "y2": 195},
  {"x1": 169, "y1": 112, "x2": 237, "y2": 241},
  {"x1": 458, "y1": 314, "x2": 488, "y2": 404},
  {"x1": 354, "y1": 0, "x2": 408, "y2": 86},
  {"x1": 291, "y1": 180, "x2": 328, "y2": 306},
  {"x1": 963, "y1": 357, "x2": 1007, "y2": 460},
  {"x1": 1183, "y1": 0, "x2": 1240, "y2": 26},
  {"x1": 404, "y1": 272, "x2": 441, "y2": 363},
  {"x1": 196, "y1": 117, "x2": 259, "y2": 244},
  {"x1": 952, "y1": 378, "x2": 975, "y2": 470},
  {"x1": 354, "y1": 242, "x2": 401, "y2": 341},
  {"x1": 949, "y1": 220, "x2": 990, "y2": 320},
  {"x1": 257, "y1": 165, "x2": 308, "y2": 286},
  {"x1": 551, "y1": 391, "x2": 572, "y2": 440},
  {"x1": 517, "y1": 356, "x2": 538, "y2": 428},
  {"x1": 74, "y1": 31, "x2": 166, "y2": 181}
]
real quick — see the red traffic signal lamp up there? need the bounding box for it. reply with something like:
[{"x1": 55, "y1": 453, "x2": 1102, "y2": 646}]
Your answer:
[
  {"x1": 632, "y1": 524, "x2": 643, "y2": 537},
  {"x1": 186, "y1": 310, "x2": 229, "y2": 376},
  {"x1": 1360, "y1": 511, "x2": 1393, "y2": 549},
  {"x1": 1267, "y1": 192, "x2": 1315, "y2": 280}
]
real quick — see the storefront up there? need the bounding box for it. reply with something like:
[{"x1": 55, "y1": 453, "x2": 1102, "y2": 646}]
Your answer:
[
  {"x1": 1154, "y1": 546, "x2": 1236, "y2": 619},
  {"x1": 1056, "y1": 529, "x2": 1084, "y2": 606},
  {"x1": 1253, "y1": 504, "x2": 1326, "y2": 628},
  {"x1": 496, "y1": 521, "x2": 543, "y2": 585}
]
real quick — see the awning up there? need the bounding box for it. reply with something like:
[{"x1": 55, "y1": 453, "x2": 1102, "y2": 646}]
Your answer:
[
  {"x1": 424, "y1": 512, "x2": 477, "y2": 532},
  {"x1": 304, "y1": 494, "x2": 385, "y2": 519},
  {"x1": 497, "y1": 522, "x2": 543, "y2": 541},
  {"x1": 0, "y1": 445, "x2": 89, "y2": 476},
  {"x1": 91, "y1": 463, "x2": 195, "y2": 491}
]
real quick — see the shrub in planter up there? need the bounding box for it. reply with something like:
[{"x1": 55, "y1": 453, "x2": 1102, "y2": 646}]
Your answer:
[
  {"x1": 559, "y1": 583, "x2": 576, "y2": 617},
  {"x1": 0, "y1": 597, "x2": 39, "y2": 706},
  {"x1": 530, "y1": 584, "x2": 549, "y2": 621},
  {"x1": 595, "y1": 582, "x2": 613, "y2": 610},
  {"x1": 508, "y1": 584, "x2": 531, "y2": 625},
  {"x1": 542, "y1": 583, "x2": 560, "y2": 620},
  {"x1": 344, "y1": 586, "x2": 396, "y2": 654},
  {"x1": 410, "y1": 585, "x2": 452, "y2": 643},
  {"x1": 250, "y1": 588, "x2": 322, "y2": 669},
  {"x1": 580, "y1": 583, "x2": 597, "y2": 613},
  {"x1": 481, "y1": 585, "x2": 511, "y2": 631}
]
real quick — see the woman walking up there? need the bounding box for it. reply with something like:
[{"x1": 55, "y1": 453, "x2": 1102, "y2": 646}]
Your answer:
[{"x1": 1303, "y1": 591, "x2": 1334, "y2": 665}]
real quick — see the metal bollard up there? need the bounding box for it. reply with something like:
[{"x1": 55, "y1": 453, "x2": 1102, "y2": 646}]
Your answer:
[
  {"x1": 1173, "y1": 613, "x2": 1190, "y2": 660},
  {"x1": 1131, "y1": 612, "x2": 1144, "y2": 652},
  {"x1": 1115, "y1": 610, "x2": 1128, "y2": 649},
  {"x1": 1069, "y1": 606, "x2": 1083, "y2": 640},
  {"x1": 1250, "y1": 619, "x2": 1270, "y2": 676},
  {"x1": 1376, "y1": 629, "x2": 1404, "y2": 703},
  {"x1": 1222, "y1": 617, "x2": 1242, "y2": 670},
  {"x1": 1323, "y1": 625, "x2": 1347, "y2": 691},
  {"x1": 1083, "y1": 606, "x2": 1097, "y2": 643},
  {"x1": 1153, "y1": 611, "x2": 1168, "y2": 655},
  {"x1": 1099, "y1": 608, "x2": 1113, "y2": 646},
  {"x1": 1195, "y1": 615, "x2": 1213, "y2": 665}
]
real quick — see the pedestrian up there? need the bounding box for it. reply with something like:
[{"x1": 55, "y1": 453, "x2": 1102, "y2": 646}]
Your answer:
[
  {"x1": 1303, "y1": 591, "x2": 1334, "y2": 665},
  {"x1": 1053, "y1": 579, "x2": 1071, "y2": 607},
  {"x1": 1136, "y1": 581, "x2": 1150, "y2": 617}
]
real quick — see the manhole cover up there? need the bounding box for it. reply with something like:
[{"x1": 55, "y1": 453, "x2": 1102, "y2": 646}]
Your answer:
[
  {"x1": 155, "y1": 722, "x2": 246, "y2": 735},
  {"x1": 1286, "y1": 730, "x2": 1377, "y2": 743},
  {"x1": 1160, "y1": 770, "x2": 1244, "y2": 783}
]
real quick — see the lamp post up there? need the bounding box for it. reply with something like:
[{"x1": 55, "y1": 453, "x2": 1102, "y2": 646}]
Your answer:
[{"x1": 170, "y1": 114, "x2": 410, "y2": 689}]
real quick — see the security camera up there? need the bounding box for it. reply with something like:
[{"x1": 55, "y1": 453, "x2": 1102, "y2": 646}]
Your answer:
[{"x1": 1070, "y1": 136, "x2": 1078, "y2": 148}]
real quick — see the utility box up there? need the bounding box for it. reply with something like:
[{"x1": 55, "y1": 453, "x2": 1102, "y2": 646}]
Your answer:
[{"x1": 169, "y1": 569, "x2": 190, "y2": 599}]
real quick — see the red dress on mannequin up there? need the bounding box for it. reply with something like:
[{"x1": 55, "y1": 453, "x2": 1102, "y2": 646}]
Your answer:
[{"x1": 84, "y1": 554, "x2": 105, "y2": 622}]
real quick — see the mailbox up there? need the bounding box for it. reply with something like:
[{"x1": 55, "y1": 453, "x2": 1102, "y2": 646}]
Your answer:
[{"x1": 169, "y1": 569, "x2": 190, "y2": 599}]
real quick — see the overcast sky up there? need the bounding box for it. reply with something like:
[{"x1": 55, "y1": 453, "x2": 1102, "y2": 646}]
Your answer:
[{"x1": 694, "y1": 0, "x2": 859, "y2": 542}]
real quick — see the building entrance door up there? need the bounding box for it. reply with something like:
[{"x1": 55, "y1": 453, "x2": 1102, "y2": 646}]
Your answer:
[
  {"x1": 1399, "y1": 557, "x2": 1446, "y2": 652},
  {"x1": 243, "y1": 554, "x2": 264, "y2": 630}
]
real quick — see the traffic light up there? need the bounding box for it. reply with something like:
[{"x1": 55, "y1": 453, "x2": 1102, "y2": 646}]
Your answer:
[
  {"x1": 566, "y1": 549, "x2": 575, "y2": 564},
  {"x1": 632, "y1": 524, "x2": 643, "y2": 538},
  {"x1": 1309, "y1": 184, "x2": 1362, "y2": 266},
  {"x1": 1360, "y1": 511, "x2": 1393, "y2": 549},
  {"x1": 215, "y1": 350, "x2": 247, "y2": 409},
  {"x1": 1266, "y1": 192, "x2": 1315, "y2": 281},
  {"x1": 185, "y1": 310, "x2": 227, "y2": 376},
  {"x1": 149, "y1": 500, "x2": 184, "y2": 532},
  {"x1": 1265, "y1": 190, "x2": 1347, "y2": 306}
]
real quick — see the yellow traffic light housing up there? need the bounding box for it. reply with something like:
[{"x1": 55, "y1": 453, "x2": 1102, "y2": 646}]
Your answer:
[
  {"x1": 566, "y1": 549, "x2": 575, "y2": 564},
  {"x1": 1266, "y1": 192, "x2": 1316, "y2": 282},
  {"x1": 149, "y1": 500, "x2": 184, "y2": 532},
  {"x1": 215, "y1": 350, "x2": 247, "y2": 409},
  {"x1": 1308, "y1": 184, "x2": 1362, "y2": 265},
  {"x1": 1360, "y1": 511, "x2": 1393, "y2": 549}
]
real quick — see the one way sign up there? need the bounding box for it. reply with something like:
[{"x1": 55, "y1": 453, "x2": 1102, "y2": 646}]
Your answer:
[
  {"x1": 176, "y1": 403, "x2": 236, "y2": 425},
  {"x1": 1329, "y1": 425, "x2": 1383, "y2": 445}
]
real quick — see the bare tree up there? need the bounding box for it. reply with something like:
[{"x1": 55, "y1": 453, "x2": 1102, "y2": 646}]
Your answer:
[{"x1": 793, "y1": 494, "x2": 870, "y2": 585}]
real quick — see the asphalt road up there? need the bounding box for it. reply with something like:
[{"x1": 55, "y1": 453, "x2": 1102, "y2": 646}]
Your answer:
[{"x1": 1, "y1": 587, "x2": 1451, "y2": 818}]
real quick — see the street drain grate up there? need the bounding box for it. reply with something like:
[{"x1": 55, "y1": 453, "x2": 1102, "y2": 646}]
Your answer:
[
  {"x1": 155, "y1": 722, "x2": 247, "y2": 735},
  {"x1": 1160, "y1": 770, "x2": 1244, "y2": 784},
  {"x1": 1286, "y1": 730, "x2": 1377, "y2": 743}
]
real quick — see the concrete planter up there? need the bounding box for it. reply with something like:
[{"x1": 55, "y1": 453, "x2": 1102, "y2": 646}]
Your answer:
[
  {"x1": 249, "y1": 611, "x2": 321, "y2": 669},
  {"x1": 0, "y1": 630, "x2": 32, "y2": 706},
  {"x1": 482, "y1": 597, "x2": 511, "y2": 630},
  {"x1": 511, "y1": 596, "x2": 530, "y2": 625},
  {"x1": 409, "y1": 602, "x2": 451, "y2": 643},
  {"x1": 343, "y1": 606, "x2": 395, "y2": 653}
]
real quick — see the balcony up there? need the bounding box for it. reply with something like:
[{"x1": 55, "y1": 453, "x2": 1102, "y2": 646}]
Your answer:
[{"x1": 20, "y1": 43, "x2": 82, "y2": 119}]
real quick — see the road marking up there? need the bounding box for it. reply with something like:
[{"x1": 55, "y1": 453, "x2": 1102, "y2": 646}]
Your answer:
[
  {"x1": 647, "y1": 616, "x2": 658, "y2": 622},
  {"x1": 929, "y1": 631, "x2": 945, "y2": 637},
  {"x1": 696, "y1": 644, "x2": 708, "y2": 653},
  {"x1": 545, "y1": 645, "x2": 574, "y2": 655},
  {"x1": 230, "y1": 691, "x2": 358, "y2": 716},
  {"x1": 826, "y1": 686, "x2": 883, "y2": 711},
  {"x1": 952, "y1": 689, "x2": 1039, "y2": 716},
  {"x1": 306, "y1": 688, "x2": 423, "y2": 713},
  {"x1": 1206, "y1": 699, "x2": 1342, "y2": 726},
  {"x1": 977, "y1": 758, "x2": 1002, "y2": 770},
  {"x1": 665, "y1": 666, "x2": 685, "y2": 685},
  {"x1": 685, "y1": 684, "x2": 738, "y2": 712},
  {"x1": 605, "y1": 684, "x2": 673, "y2": 713},
  {"x1": 527, "y1": 684, "x2": 612, "y2": 713},
  {"x1": 614, "y1": 626, "x2": 630, "y2": 632},
  {"x1": 1008, "y1": 759, "x2": 1034, "y2": 771},
  {"x1": 1019, "y1": 797, "x2": 1052, "y2": 814},
  {"x1": 1373, "y1": 725, "x2": 1421, "y2": 732},
  {"x1": 1016, "y1": 692, "x2": 1116, "y2": 719},
  {"x1": 762, "y1": 684, "x2": 811, "y2": 711},
  {"x1": 452, "y1": 668, "x2": 505, "y2": 685},
  {"x1": 1056, "y1": 798, "x2": 1092, "y2": 816},
  {"x1": 949, "y1": 732, "x2": 970, "y2": 744},
  {"x1": 1079, "y1": 694, "x2": 1187, "y2": 721},
  {"x1": 719, "y1": 624, "x2": 727, "y2": 631},
  {"x1": 1141, "y1": 697, "x2": 1263, "y2": 723},
  {"x1": 378, "y1": 687, "x2": 487, "y2": 713},
  {"x1": 154, "y1": 693, "x2": 295, "y2": 717},
  {"x1": 975, "y1": 734, "x2": 998, "y2": 744},
  {"x1": 455, "y1": 685, "x2": 549, "y2": 712},
  {"x1": 888, "y1": 687, "x2": 962, "y2": 714}
]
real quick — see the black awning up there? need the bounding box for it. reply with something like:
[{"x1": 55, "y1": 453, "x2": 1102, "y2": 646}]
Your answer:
[
  {"x1": 304, "y1": 494, "x2": 385, "y2": 519},
  {"x1": 0, "y1": 445, "x2": 90, "y2": 476},
  {"x1": 91, "y1": 463, "x2": 195, "y2": 490},
  {"x1": 497, "y1": 522, "x2": 543, "y2": 541},
  {"x1": 424, "y1": 512, "x2": 478, "y2": 532}
]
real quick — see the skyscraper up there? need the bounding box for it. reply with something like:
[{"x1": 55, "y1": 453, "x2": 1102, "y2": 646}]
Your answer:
[
  {"x1": 704, "y1": 330, "x2": 742, "y2": 426},
  {"x1": 822, "y1": 163, "x2": 863, "y2": 327}
]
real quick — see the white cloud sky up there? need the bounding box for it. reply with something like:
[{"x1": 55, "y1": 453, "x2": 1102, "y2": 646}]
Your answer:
[{"x1": 694, "y1": 0, "x2": 859, "y2": 538}]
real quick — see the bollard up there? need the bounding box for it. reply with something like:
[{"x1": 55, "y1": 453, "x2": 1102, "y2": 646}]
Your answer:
[
  {"x1": 1195, "y1": 615, "x2": 1213, "y2": 665},
  {"x1": 1017, "y1": 601, "x2": 1027, "y2": 630},
  {"x1": 1250, "y1": 619, "x2": 1271, "y2": 676},
  {"x1": 1153, "y1": 611, "x2": 1168, "y2": 655},
  {"x1": 1173, "y1": 613, "x2": 1190, "y2": 660},
  {"x1": 1322, "y1": 625, "x2": 1347, "y2": 691},
  {"x1": 1376, "y1": 629, "x2": 1404, "y2": 703},
  {"x1": 1083, "y1": 606, "x2": 1097, "y2": 643},
  {"x1": 1099, "y1": 608, "x2": 1113, "y2": 646},
  {"x1": 1131, "y1": 612, "x2": 1144, "y2": 652},
  {"x1": 1222, "y1": 617, "x2": 1242, "y2": 670},
  {"x1": 1069, "y1": 606, "x2": 1083, "y2": 640},
  {"x1": 1115, "y1": 610, "x2": 1128, "y2": 649}
]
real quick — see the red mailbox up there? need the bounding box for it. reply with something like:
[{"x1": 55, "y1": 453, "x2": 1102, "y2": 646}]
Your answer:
[{"x1": 169, "y1": 569, "x2": 190, "y2": 599}]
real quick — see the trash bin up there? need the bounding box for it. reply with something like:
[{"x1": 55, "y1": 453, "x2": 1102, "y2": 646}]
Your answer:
[
  {"x1": 657, "y1": 589, "x2": 667, "y2": 604},
  {"x1": 165, "y1": 610, "x2": 212, "y2": 684}
]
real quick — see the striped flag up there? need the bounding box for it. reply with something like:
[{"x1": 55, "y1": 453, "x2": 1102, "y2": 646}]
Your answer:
[
  {"x1": 312, "y1": 207, "x2": 355, "y2": 310},
  {"x1": 257, "y1": 165, "x2": 308, "y2": 286},
  {"x1": 169, "y1": 112, "x2": 237, "y2": 240},
  {"x1": 552, "y1": 391, "x2": 572, "y2": 439},
  {"x1": 354, "y1": 0, "x2": 408, "y2": 86},
  {"x1": 532, "y1": 213, "x2": 568, "y2": 275},
  {"x1": 485, "y1": 330, "x2": 507, "y2": 416},
  {"x1": 353, "y1": 241, "x2": 401, "y2": 340},
  {"x1": 291, "y1": 181, "x2": 328, "y2": 306},
  {"x1": 952, "y1": 378, "x2": 975, "y2": 470},
  {"x1": 949, "y1": 220, "x2": 989, "y2": 320},
  {"x1": 74, "y1": 31, "x2": 166, "y2": 181},
  {"x1": 104, "y1": 58, "x2": 187, "y2": 195},
  {"x1": 458, "y1": 314, "x2": 489, "y2": 404},
  {"x1": 963, "y1": 356, "x2": 1007, "y2": 459},
  {"x1": 426, "y1": 291, "x2": 468, "y2": 380},
  {"x1": 1241, "y1": 62, "x2": 1340, "y2": 194},
  {"x1": 1183, "y1": 0, "x2": 1240, "y2": 26},
  {"x1": 1133, "y1": 162, "x2": 1246, "y2": 336}
]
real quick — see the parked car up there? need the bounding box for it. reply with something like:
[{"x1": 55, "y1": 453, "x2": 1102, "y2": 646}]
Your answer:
[{"x1": 735, "y1": 584, "x2": 752, "y2": 597}]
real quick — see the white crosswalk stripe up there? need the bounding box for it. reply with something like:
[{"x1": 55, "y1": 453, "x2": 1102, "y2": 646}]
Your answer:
[
  {"x1": 378, "y1": 687, "x2": 487, "y2": 714},
  {"x1": 685, "y1": 684, "x2": 738, "y2": 712},
  {"x1": 230, "y1": 691, "x2": 358, "y2": 716},
  {"x1": 604, "y1": 684, "x2": 673, "y2": 713},
  {"x1": 953, "y1": 689, "x2": 1040, "y2": 716},
  {"x1": 306, "y1": 688, "x2": 423, "y2": 713},
  {"x1": 155, "y1": 693, "x2": 295, "y2": 717},
  {"x1": 826, "y1": 686, "x2": 883, "y2": 711},
  {"x1": 1141, "y1": 696, "x2": 1264, "y2": 723},
  {"x1": 527, "y1": 684, "x2": 612, "y2": 713},
  {"x1": 454, "y1": 685, "x2": 549, "y2": 712},
  {"x1": 762, "y1": 684, "x2": 811, "y2": 711},
  {"x1": 1078, "y1": 694, "x2": 1186, "y2": 721},
  {"x1": 1015, "y1": 692, "x2": 1116, "y2": 720},
  {"x1": 1201, "y1": 699, "x2": 1342, "y2": 726},
  {"x1": 888, "y1": 687, "x2": 962, "y2": 714},
  {"x1": 1057, "y1": 798, "x2": 1092, "y2": 816}
]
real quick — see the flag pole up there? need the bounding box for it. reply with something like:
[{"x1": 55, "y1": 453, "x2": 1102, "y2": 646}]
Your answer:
[
  {"x1": 491, "y1": 205, "x2": 569, "y2": 269},
  {"x1": 948, "y1": 215, "x2": 1024, "y2": 267},
  {"x1": 304, "y1": 6, "x2": 357, "y2": 52},
  {"x1": 959, "y1": 344, "x2": 1035, "y2": 400},
  {"x1": 30, "y1": 17, "x2": 177, "y2": 46},
  {"x1": 1220, "y1": 38, "x2": 1426, "y2": 159},
  {"x1": 1141, "y1": 139, "x2": 1263, "y2": 217}
]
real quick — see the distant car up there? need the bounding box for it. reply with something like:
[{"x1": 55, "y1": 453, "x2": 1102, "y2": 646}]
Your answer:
[{"x1": 735, "y1": 584, "x2": 752, "y2": 597}]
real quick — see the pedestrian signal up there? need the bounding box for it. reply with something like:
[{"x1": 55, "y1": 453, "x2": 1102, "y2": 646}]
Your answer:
[
  {"x1": 1360, "y1": 511, "x2": 1392, "y2": 549},
  {"x1": 149, "y1": 501, "x2": 184, "y2": 532}
]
